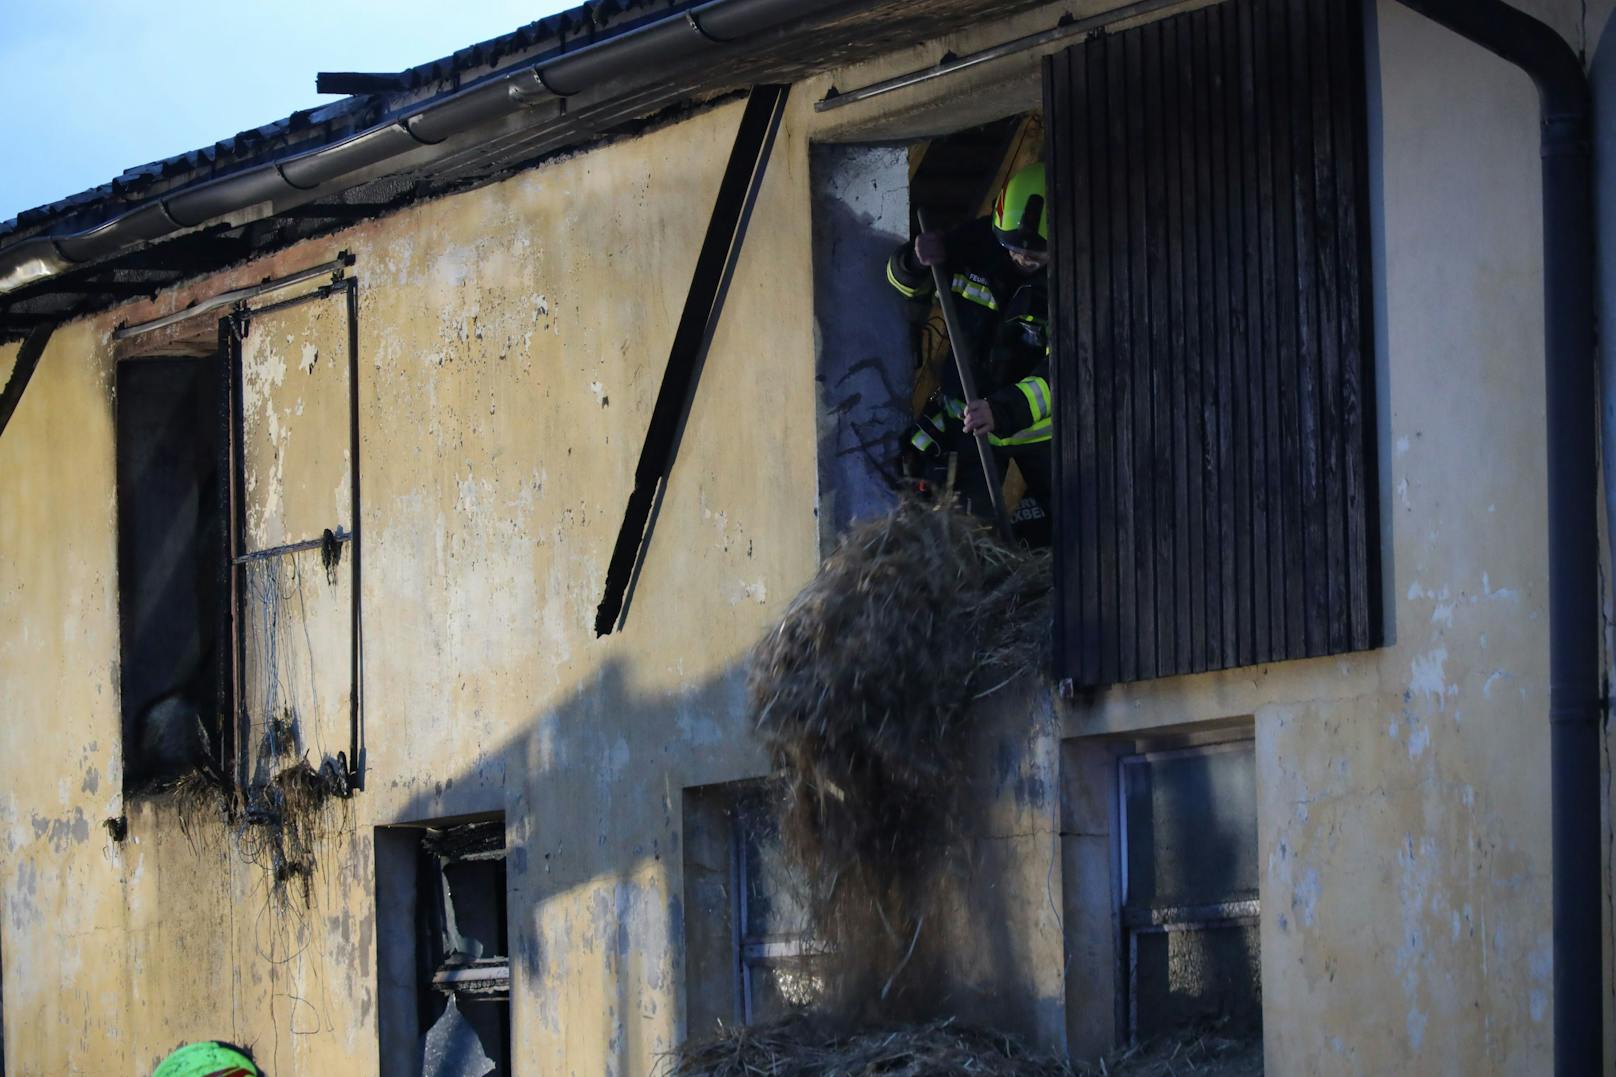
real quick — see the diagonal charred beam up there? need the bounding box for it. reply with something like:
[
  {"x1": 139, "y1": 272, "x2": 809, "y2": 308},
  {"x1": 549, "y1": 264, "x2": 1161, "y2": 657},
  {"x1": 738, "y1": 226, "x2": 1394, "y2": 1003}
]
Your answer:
[
  {"x1": 594, "y1": 84, "x2": 791, "y2": 636},
  {"x1": 0, "y1": 323, "x2": 57, "y2": 440}
]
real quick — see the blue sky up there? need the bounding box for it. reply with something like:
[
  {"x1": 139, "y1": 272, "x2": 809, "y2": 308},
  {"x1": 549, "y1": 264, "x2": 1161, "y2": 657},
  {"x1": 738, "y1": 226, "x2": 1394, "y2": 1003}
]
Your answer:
[{"x1": 0, "y1": 2, "x2": 578, "y2": 222}]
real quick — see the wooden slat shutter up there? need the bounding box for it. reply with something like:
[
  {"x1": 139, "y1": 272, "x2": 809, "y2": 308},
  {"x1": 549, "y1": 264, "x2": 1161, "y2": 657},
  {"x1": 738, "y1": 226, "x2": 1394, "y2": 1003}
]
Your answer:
[{"x1": 1044, "y1": 0, "x2": 1380, "y2": 687}]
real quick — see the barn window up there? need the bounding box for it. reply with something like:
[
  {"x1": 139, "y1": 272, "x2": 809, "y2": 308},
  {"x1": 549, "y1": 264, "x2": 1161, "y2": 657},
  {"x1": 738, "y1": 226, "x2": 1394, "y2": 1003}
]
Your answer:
[
  {"x1": 811, "y1": 113, "x2": 1050, "y2": 548},
  {"x1": 375, "y1": 816, "x2": 511, "y2": 1075},
  {"x1": 115, "y1": 355, "x2": 228, "y2": 792},
  {"x1": 682, "y1": 781, "x2": 820, "y2": 1033},
  {"x1": 1119, "y1": 739, "x2": 1260, "y2": 1040},
  {"x1": 1044, "y1": 0, "x2": 1381, "y2": 686}
]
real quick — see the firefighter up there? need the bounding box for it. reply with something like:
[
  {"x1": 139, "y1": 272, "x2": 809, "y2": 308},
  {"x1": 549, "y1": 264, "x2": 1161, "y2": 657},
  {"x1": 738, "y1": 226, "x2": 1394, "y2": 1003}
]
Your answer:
[{"x1": 888, "y1": 161, "x2": 1052, "y2": 543}]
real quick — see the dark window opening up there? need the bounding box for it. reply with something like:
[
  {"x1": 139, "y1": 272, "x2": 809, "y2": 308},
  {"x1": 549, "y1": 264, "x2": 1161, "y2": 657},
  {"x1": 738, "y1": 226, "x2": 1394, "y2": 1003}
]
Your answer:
[
  {"x1": 811, "y1": 112, "x2": 1050, "y2": 546},
  {"x1": 908, "y1": 113, "x2": 1035, "y2": 233},
  {"x1": 903, "y1": 113, "x2": 1052, "y2": 544},
  {"x1": 376, "y1": 816, "x2": 510, "y2": 1076},
  {"x1": 1118, "y1": 740, "x2": 1260, "y2": 1043},
  {"x1": 116, "y1": 356, "x2": 227, "y2": 792}
]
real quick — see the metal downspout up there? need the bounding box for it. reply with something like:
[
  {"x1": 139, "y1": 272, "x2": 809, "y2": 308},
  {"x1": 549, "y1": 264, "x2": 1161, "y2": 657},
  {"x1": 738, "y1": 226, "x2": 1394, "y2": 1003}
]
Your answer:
[{"x1": 1391, "y1": 2, "x2": 1600, "y2": 1072}]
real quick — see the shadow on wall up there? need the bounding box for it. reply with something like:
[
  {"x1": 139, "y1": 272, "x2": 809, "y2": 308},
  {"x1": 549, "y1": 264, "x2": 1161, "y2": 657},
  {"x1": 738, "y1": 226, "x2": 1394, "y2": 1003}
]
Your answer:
[
  {"x1": 380, "y1": 656, "x2": 753, "y2": 1077},
  {"x1": 375, "y1": 654, "x2": 1064, "y2": 1075}
]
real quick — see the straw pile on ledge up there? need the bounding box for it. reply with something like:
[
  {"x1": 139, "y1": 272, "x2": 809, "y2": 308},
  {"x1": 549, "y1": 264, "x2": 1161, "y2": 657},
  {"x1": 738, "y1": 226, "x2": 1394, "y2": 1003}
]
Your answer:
[
  {"x1": 663, "y1": 1018, "x2": 1262, "y2": 1077},
  {"x1": 660, "y1": 1018, "x2": 1075, "y2": 1077}
]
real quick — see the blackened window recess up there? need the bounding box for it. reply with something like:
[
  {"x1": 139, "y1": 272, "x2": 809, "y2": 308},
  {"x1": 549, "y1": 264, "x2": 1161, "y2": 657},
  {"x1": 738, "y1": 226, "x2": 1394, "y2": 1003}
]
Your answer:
[
  {"x1": 908, "y1": 115, "x2": 1029, "y2": 234},
  {"x1": 116, "y1": 356, "x2": 227, "y2": 791},
  {"x1": 423, "y1": 822, "x2": 510, "y2": 1076},
  {"x1": 1119, "y1": 740, "x2": 1260, "y2": 1041},
  {"x1": 1044, "y1": 0, "x2": 1381, "y2": 687},
  {"x1": 399, "y1": 818, "x2": 511, "y2": 1076}
]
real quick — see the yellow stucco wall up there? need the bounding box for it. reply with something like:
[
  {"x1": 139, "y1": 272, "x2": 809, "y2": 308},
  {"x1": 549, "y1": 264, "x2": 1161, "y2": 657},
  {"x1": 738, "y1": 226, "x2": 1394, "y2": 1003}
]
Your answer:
[
  {"x1": 1, "y1": 0, "x2": 1614, "y2": 1073},
  {"x1": 0, "y1": 90, "x2": 822, "y2": 1076}
]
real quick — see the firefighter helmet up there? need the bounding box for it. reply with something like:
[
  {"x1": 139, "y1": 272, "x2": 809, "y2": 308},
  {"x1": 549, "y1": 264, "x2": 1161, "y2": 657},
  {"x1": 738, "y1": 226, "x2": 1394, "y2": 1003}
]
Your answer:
[
  {"x1": 992, "y1": 162, "x2": 1048, "y2": 253},
  {"x1": 152, "y1": 1041, "x2": 263, "y2": 1077}
]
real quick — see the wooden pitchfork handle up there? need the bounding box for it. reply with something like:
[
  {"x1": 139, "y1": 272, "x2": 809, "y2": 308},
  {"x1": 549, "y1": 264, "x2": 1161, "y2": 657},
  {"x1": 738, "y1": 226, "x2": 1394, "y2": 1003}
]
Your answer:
[{"x1": 916, "y1": 208, "x2": 1013, "y2": 541}]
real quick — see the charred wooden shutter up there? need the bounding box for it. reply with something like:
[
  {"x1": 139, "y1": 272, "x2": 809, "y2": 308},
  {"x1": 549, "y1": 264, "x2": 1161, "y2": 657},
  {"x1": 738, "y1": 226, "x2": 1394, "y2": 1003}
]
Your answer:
[{"x1": 1044, "y1": 0, "x2": 1380, "y2": 687}]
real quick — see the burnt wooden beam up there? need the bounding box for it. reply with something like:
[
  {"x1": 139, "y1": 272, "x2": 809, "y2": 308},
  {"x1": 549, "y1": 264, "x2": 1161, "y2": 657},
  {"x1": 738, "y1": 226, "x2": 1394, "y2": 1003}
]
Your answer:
[
  {"x1": 278, "y1": 203, "x2": 396, "y2": 220},
  {"x1": 0, "y1": 323, "x2": 57, "y2": 440},
  {"x1": 316, "y1": 71, "x2": 409, "y2": 95},
  {"x1": 58, "y1": 278, "x2": 165, "y2": 298},
  {"x1": 0, "y1": 311, "x2": 69, "y2": 326},
  {"x1": 594, "y1": 84, "x2": 791, "y2": 637},
  {"x1": 113, "y1": 243, "x2": 240, "y2": 271}
]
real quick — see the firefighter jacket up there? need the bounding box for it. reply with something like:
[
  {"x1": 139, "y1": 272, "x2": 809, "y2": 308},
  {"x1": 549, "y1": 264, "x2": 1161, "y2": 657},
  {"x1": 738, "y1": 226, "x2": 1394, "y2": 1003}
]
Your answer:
[{"x1": 887, "y1": 217, "x2": 1052, "y2": 448}]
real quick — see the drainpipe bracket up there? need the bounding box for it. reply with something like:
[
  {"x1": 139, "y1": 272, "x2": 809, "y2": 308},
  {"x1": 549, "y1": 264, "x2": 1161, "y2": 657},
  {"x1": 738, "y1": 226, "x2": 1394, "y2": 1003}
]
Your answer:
[{"x1": 686, "y1": 11, "x2": 728, "y2": 44}]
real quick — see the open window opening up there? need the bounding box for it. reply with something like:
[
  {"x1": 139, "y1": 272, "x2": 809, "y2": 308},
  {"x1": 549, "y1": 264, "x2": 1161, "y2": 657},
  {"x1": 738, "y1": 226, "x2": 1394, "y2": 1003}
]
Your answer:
[
  {"x1": 376, "y1": 816, "x2": 510, "y2": 1076},
  {"x1": 810, "y1": 110, "x2": 1049, "y2": 549},
  {"x1": 1061, "y1": 729, "x2": 1261, "y2": 1065},
  {"x1": 116, "y1": 356, "x2": 228, "y2": 793},
  {"x1": 682, "y1": 781, "x2": 821, "y2": 1035},
  {"x1": 1119, "y1": 740, "x2": 1260, "y2": 1043}
]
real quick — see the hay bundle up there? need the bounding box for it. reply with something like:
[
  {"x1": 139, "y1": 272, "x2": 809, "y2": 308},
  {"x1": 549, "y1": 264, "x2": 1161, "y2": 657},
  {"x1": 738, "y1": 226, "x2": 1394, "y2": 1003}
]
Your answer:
[
  {"x1": 748, "y1": 500, "x2": 1050, "y2": 1009},
  {"x1": 1074, "y1": 1027, "x2": 1263, "y2": 1077},
  {"x1": 661, "y1": 1017, "x2": 1074, "y2": 1077},
  {"x1": 664, "y1": 1019, "x2": 1262, "y2": 1077}
]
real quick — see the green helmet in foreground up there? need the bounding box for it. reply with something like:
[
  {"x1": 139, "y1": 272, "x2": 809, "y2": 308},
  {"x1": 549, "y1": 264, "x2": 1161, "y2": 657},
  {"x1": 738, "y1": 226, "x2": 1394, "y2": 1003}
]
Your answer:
[
  {"x1": 992, "y1": 161, "x2": 1048, "y2": 253},
  {"x1": 152, "y1": 1041, "x2": 263, "y2": 1077}
]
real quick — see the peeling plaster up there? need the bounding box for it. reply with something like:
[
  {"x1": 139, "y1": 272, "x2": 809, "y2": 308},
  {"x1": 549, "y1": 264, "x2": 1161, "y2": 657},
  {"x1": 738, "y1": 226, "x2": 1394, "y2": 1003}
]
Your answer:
[{"x1": 1409, "y1": 646, "x2": 1450, "y2": 708}]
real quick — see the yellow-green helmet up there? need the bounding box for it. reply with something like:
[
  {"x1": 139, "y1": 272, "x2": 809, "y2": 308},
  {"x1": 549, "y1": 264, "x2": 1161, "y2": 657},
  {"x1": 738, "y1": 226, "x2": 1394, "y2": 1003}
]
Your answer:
[
  {"x1": 152, "y1": 1041, "x2": 262, "y2": 1077},
  {"x1": 992, "y1": 162, "x2": 1048, "y2": 253}
]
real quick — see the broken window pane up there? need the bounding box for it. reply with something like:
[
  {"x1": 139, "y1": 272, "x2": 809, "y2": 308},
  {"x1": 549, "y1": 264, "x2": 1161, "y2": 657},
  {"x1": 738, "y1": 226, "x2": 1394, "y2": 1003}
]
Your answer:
[
  {"x1": 421, "y1": 995, "x2": 496, "y2": 1077},
  {"x1": 1131, "y1": 922, "x2": 1262, "y2": 1040},
  {"x1": 376, "y1": 817, "x2": 509, "y2": 1076},
  {"x1": 440, "y1": 860, "x2": 506, "y2": 963}
]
